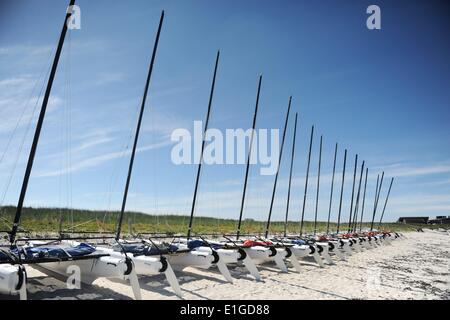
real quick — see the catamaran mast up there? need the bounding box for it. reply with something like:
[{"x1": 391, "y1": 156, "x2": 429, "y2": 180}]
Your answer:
[
  {"x1": 9, "y1": 0, "x2": 76, "y2": 244},
  {"x1": 370, "y1": 171, "x2": 384, "y2": 231},
  {"x1": 336, "y1": 149, "x2": 347, "y2": 234},
  {"x1": 186, "y1": 51, "x2": 220, "y2": 240},
  {"x1": 378, "y1": 177, "x2": 394, "y2": 229},
  {"x1": 313, "y1": 135, "x2": 323, "y2": 235},
  {"x1": 358, "y1": 168, "x2": 369, "y2": 232},
  {"x1": 370, "y1": 174, "x2": 380, "y2": 231},
  {"x1": 264, "y1": 97, "x2": 292, "y2": 238},
  {"x1": 347, "y1": 154, "x2": 358, "y2": 233},
  {"x1": 116, "y1": 11, "x2": 164, "y2": 240},
  {"x1": 236, "y1": 75, "x2": 262, "y2": 239},
  {"x1": 283, "y1": 113, "x2": 298, "y2": 237},
  {"x1": 299, "y1": 125, "x2": 314, "y2": 236},
  {"x1": 351, "y1": 160, "x2": 365, "y2": 232},
  {"x1": 326, "y1": 143, "x2": 338, "y2": 234}
]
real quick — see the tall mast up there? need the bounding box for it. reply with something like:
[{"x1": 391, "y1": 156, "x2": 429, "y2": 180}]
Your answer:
[
  {"x1": 186, "y1": 51, "x2": 220, "y2": 239},
  {"x1": 326, "y1": 143, "x2": 338, "y2": 234},
  {"x1": 351, "y1": 160, "x2": 365, "y2": 232},
  {"x1": 265, "y1": 97, "x2": 291, "y2": 238},
  {"x1": 370, "y1": 171, "x2": 384, "y2": 231},
  {"x1": 347, "y1": 154, "x2": 358, "y2": 233},
  {"x1": 336, "y1": 149, "x2": 347, "y2": 234},
  {"x1": 358, "y1": 168, "x2": 368, "y2": 232},
  {"x1": 313, "y1": 135, "x2": 323, "y2": 235},
  {"x1": 370, "y1": 174, "x2": 379, "y2": 231},
  {"x1": 236, "y1": 75, "x2": 262, "y2": 239},
  {"x1": 284, "y1": 113, "x2": 298, "y2": 237},
  {"x1": 116, "y1": 11, "x2": 165, "y2": 240},
  {"x1": 9, "y1": 0, "x2": 76, "y2": 244},
  {"x1": 378, "y1": 177, "x2": 394, "y2": 229},
  {"x1": 299, "y1": 125, "x2": 314, "y2": 236}
]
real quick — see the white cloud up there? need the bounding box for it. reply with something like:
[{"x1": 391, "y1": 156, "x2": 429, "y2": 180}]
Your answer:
[{"x1": 33, "y1": 139, "x2": 174, "y2": 178}]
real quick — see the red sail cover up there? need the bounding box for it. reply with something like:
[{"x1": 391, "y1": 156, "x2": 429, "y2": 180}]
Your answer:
[{"x1": 242, "y1": 240, "x2": 273, "y2": 247}]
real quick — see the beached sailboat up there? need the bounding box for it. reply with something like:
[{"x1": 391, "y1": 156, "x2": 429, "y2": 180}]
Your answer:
[
  {"x1": 172, "y1": 68, "x2": 264, "y2": 281},
  {"x1": 223, "y1": 80, "x2": 294, "y2": 273},
  {"x1": 0, "y1": 0, "x2": 143, "y2": 300},
  {"x1": 0, "y1": 249, "x2": 27, "y2": 300}
]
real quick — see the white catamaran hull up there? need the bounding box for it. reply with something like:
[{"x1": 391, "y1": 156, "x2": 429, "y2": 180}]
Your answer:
[
  {"x1": 30, "y1": 254, "x2": 142, "y2": 300},
  {"x1": 328, "y1": 241, "x2": 346, "y2": 260},
  {"x1": 242, "y1": 246, "x2": 288, "y2": 272},
  {"x1": 95, "y1": 246, "x2": 182, "y2": 297},
  {"x1": 315, "y1": 242, "x2": 334, "y2": 265},
  {"x1": 166, "y1": 249, "x2": 234, "y2": 283},
  {"x1": 290, "y1": 244, "x2": 325, "y2": 268},
  {"x1": 0, "y1": 264, "x2": 27, "y2": 300},
  {"x1": 195, "y1": 247, "x2": 261, "y2": 281},
  {"x1": 25, "y1": 241, "x2": 142, "y2": 300}
]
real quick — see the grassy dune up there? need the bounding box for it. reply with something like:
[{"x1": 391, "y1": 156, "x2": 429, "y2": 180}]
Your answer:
[{"x1": 0, "y1": 206, "x2": 440, "y2": 237}]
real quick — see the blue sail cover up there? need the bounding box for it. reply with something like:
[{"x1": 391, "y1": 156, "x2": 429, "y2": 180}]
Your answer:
[
  {"x1": 292, "y1": 239, "x2": 307, "y2": 245},
  {"x1": 0, "y1": 250, "x2": 12, "y2": 262},
  {"x1": 120, "y1": 243, "x2": 179, "y2": 255},
  {"x1": 20, "y1": 243, "x2": 96, "y2": 260},
  {"x1": 187, "y1": 240, "x2": 222, "y2": 250}
]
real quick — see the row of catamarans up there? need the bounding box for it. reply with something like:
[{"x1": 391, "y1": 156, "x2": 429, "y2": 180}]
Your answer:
[{"x1": 0, "y1": 1, "x2": 398, "y2": 300}]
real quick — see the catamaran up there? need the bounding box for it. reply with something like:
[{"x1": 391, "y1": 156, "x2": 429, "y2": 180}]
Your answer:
[
  {"x1": 0, "y1": 0, "x2": 146, "y2": 299},
  {"x1": 91, "y1": 15, "x2": 232, "y2": 292}
]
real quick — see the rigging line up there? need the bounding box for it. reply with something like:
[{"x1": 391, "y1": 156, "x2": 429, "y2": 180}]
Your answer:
[
  {"x1": 59, "y1": 30, "x2": 71, "y2": 233},
  {"x1": 0, "y1": 66, "x2": 52, "y2": 224},
  {"x1": 0, "y1": 45, "x2": 55, "y2": 167},
  {"x1": 370, "y1": 174, "x2": 380, "y2": 231},
  {"x1": 326, "y1": 143, "x2": 338, "y2": 235},
  {"x1": 9, "y1": 0, "x2": 76, "y2": 245},
  {"x1": 116, "y1": 11, "x2": 165, "y2": 240},
  {"x1": 336, "y1": 149, "x2": 347, "y2": 234},
  {"x1": 370, "y1": 172, "x2": 384, "y2": 231},
  {"x1": 236, "y1": 74, "x2": 262, "y2": 239},
  {"x1": 378, "y1": 177, "x2": 394, "y2": 229},
  {"x1": 313, "y1": 135, "x2": 323, "y2": 235},
  {"x1": 351, "y1": 160, "x2": 365, "y2": 232},
  {"x1": 0, "y1": 58, "x2": 53, "y2": 209},
  {"x1": 265, "y1": 96, "x2": 292, "y2": 238},
  {"x1": 347, "y1": 154, "x2": 358, "y2": 233},
  {"x1": 102, "y1": 90, "x2": 143, "y2": 225},
  {"x1": 58, "y1": 54, "x2": 66, "y2": 233},
  {"x1": 299, "y1": 125, "x2": 314, "y2": 236},
  {"x1": 67, "y1": 29, "x2": 74, "y2": 228},
  {"x1": 186, "y1": 50, "x2": 220, "y2": 239},
  {"x1": 102, "y1": 121, "x2": 137, "y2": 229},
  {"x1": 0, "y1": 215, "x2": 12, "y2": 230},
  {"x1": 358, "y1": 168, "x2": 369, "y2": 232},
  {"x1": 102, "y1": 46, "x2": 150, "y2": 232},
  {"x1": 284, "y1": 112, "x2": 298, "y2": 237},
  {"x1": 0, "y1": 84, "x2": 39, "y2": 166},
  {"x1": 373, "y1": 171, "x2": 385, "y2": 229}
]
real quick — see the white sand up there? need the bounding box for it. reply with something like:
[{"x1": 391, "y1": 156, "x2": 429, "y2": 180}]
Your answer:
[{"x1": 6, "y1": 230, "x2": 450, "y2": 300}]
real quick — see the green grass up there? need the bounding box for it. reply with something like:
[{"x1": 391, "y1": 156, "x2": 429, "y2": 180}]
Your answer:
[{"x1": 0, "y1": 205, "x2": 443, "y2": 236}]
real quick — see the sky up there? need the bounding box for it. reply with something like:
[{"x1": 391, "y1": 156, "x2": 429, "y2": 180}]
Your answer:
[{"x1": 0, "y1": 0, "x2": 449, "y2": 229}]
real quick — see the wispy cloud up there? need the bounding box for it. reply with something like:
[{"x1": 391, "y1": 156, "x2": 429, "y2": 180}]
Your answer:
[
  {"x1": 93, "y1": 72, "x2": 126, "y2": 87},
  {"x1": 374, "y1": 161, "x2": 450, "y2": 178},
  {"x1": 34, "y1": 139, "x2": 174, "y2": 178}
]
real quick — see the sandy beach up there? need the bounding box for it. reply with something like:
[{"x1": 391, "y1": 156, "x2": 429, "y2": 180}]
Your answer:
[{"x1": 2, "y1": 230, "x2": 445, "y2": 300}]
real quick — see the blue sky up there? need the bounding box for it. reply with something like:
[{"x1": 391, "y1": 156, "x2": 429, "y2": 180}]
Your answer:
[{"x1": 0, "y1": 0, "x2": 449, "y2": 228}]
